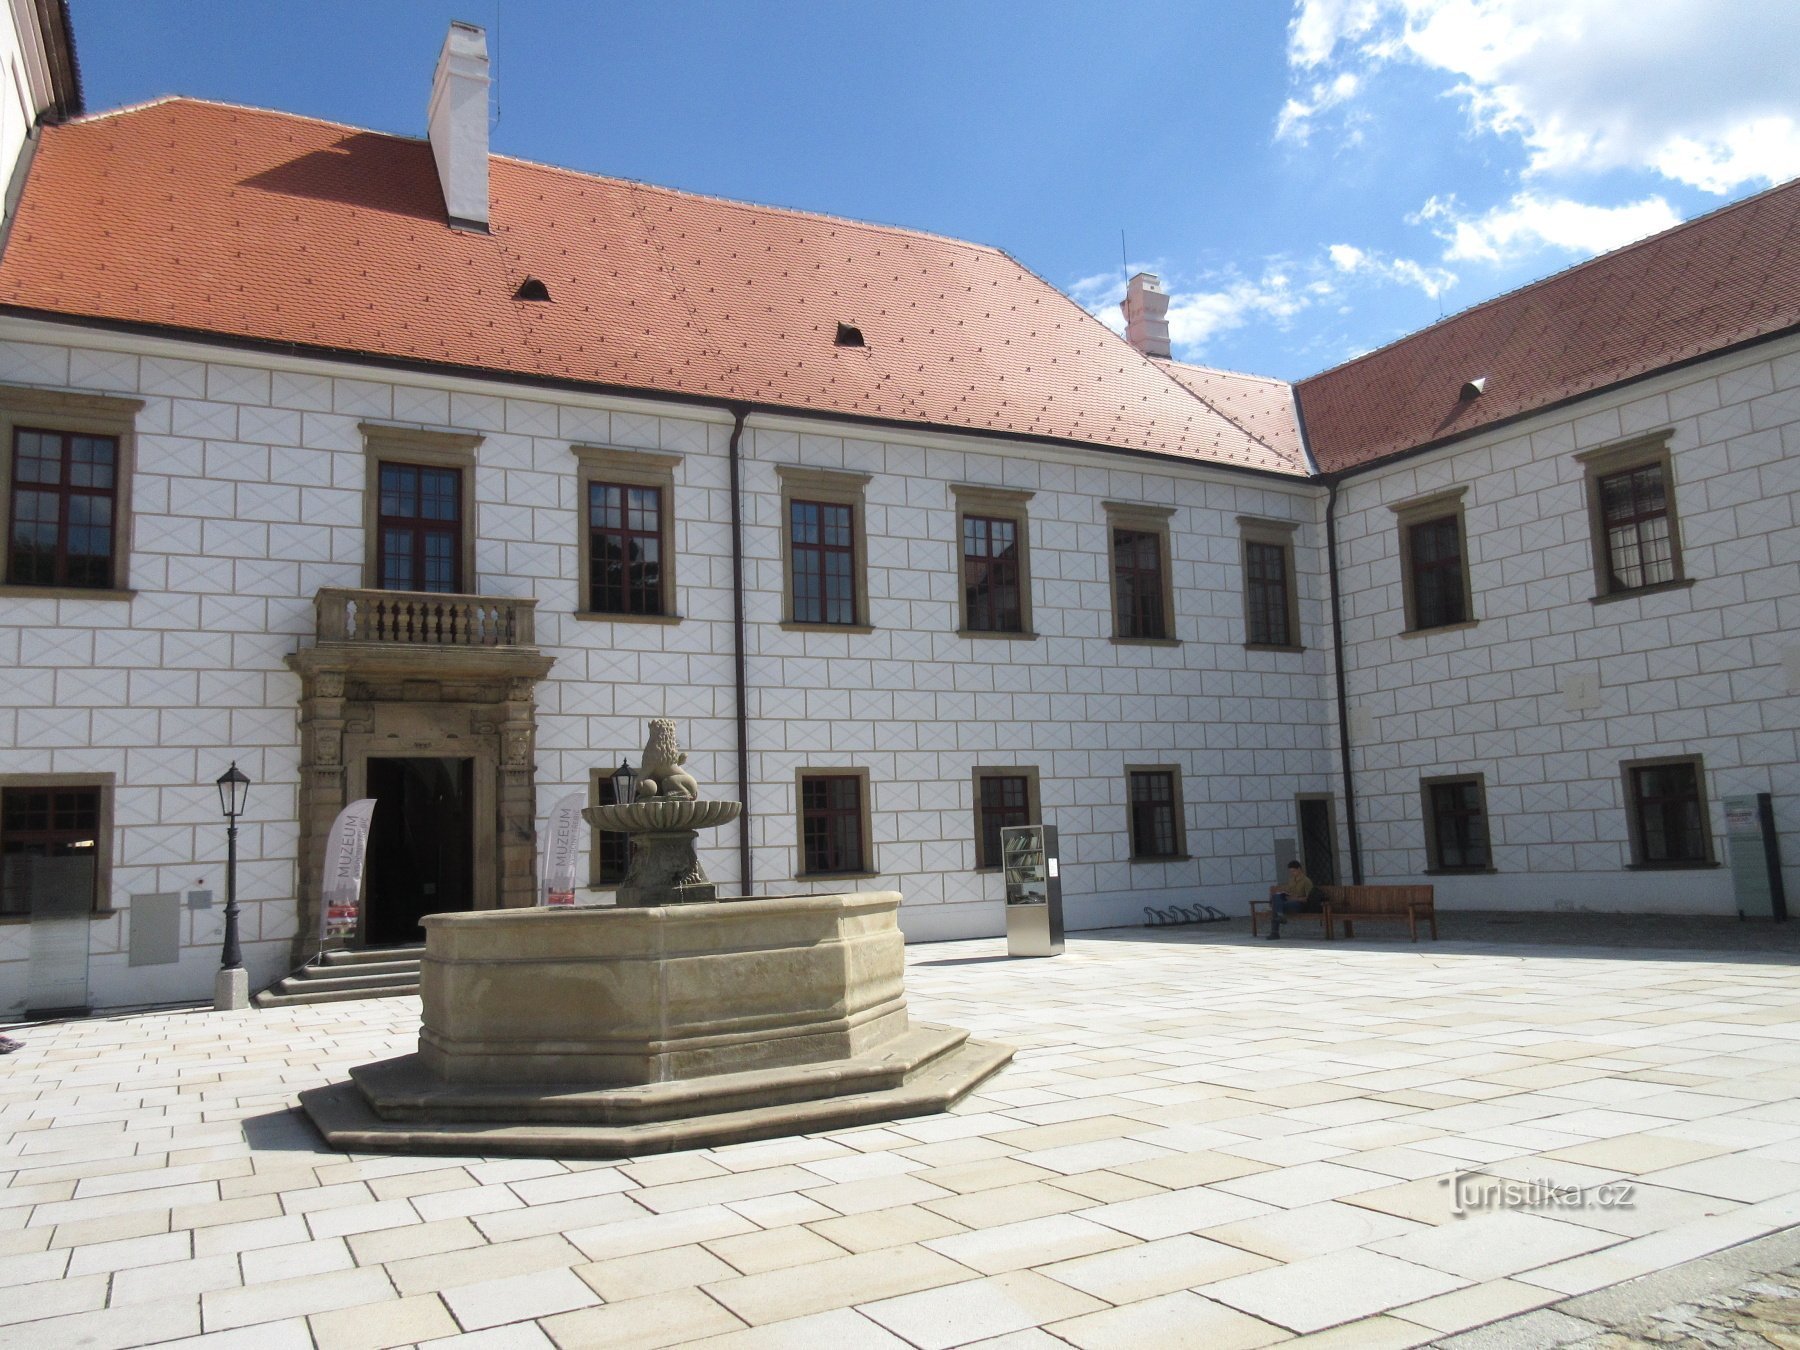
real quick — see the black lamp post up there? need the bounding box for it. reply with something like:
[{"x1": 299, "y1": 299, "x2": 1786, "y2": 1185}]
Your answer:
[
  {"x1": 215, "y1": 762, "x2": 251, "y2": 973},
  {"x1": 612, "y1": 759, "x2": 639, "y2": 805}
]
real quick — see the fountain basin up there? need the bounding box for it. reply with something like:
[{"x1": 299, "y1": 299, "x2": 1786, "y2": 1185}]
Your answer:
[
  {"x1": 299, "y1": 889, "x2": 1013, "y2": 1157},
  {"x1": 582, "y1": 799, "x2": 741, "y2": 833}
]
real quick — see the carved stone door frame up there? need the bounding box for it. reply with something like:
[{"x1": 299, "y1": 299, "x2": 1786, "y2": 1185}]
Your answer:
[{"x1": 287, "y1": 642, "x2": 553, "y2": 966}]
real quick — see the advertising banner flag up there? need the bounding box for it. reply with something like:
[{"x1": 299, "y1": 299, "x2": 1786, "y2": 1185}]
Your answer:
[
  {"x1": 540, "y1": 792, "x2": 586, "y2": 907},
  {"x1": 320, "y1": 798, "x2": 377, "y2": 944}
]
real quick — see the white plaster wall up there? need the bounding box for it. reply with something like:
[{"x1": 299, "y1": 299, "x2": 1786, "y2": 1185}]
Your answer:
[
  {"x1": 0, "y1": 323, "x2": 1336, "y2": 1013},
  {"x1": 0, "y1": 0, "x2": 62, "y2": 217},
  {"x1": 1333, "y1": 333, "x2": 1800, "y2": 913}
]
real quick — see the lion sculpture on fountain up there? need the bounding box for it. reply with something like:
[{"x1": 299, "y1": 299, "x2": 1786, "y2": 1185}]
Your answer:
[{"x1": 636, "y1": 717, "x2": 699, "y2": 801}]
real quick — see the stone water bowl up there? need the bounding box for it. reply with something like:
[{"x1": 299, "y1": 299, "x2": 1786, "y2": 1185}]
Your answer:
[{"x1": 581, "y1": 799, "x2": 742, "y2": 833}]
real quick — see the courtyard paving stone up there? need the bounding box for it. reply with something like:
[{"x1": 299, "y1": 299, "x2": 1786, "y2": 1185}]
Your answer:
[{"x1": 6, "y1": 920, "x2": 1800, "y2": 1344}]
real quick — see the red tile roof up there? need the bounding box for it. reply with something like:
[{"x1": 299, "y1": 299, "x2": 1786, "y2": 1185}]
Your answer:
[
  {"x1": 1155, "y1": 361, "x2": 1304, "y2": 470},
  {"x1": 0, "y1": 99, "x2": 1306, "y2": 477},
  {"x1": 1296, "y1": 177, "x2": 1800, "y2": 474}
]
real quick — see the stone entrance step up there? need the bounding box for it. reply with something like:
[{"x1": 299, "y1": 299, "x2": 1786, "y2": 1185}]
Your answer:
[{"x1": 254, "y1": 946, "x2": 426, "y2": 1009}]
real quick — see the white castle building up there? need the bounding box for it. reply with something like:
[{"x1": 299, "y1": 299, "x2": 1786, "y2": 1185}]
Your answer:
[{"x1": 0, "y1": 21, "x2": 1795, "y2": 1015}]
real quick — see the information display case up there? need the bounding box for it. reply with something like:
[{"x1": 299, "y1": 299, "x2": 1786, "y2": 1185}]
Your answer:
[{"x1": 1001, "y1": 823, "x2": 1064, "y2": 957}]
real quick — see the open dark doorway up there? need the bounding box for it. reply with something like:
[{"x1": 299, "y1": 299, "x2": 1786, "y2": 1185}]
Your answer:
[
  {"x1": 364, "y1": 757, "x2": 474, "y2": 947},
  {"x1": 1298, "y1": 796, "x2": 1340, "y2": 886}
]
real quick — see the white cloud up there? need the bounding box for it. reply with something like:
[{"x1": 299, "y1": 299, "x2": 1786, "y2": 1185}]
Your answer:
[
  {"x1": 1276, "y1": 71, "x2": 1362, "y2": 144},
  {"x1": 1327, "y1": 241, "x2": 1457, "y2": 297},
  {"x1": 1419, "y1": 191, "x2": 1682, "y2": 264},
  {"x1": 1282, "y1": 0, "x2": 1800, "y2": 193}
]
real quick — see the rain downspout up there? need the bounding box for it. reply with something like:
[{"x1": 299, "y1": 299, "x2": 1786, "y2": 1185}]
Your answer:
[
  {"x1": 1325, "y1": 476, "x2": 1364, "y2": 883},
  {"x1": 726, "y1": 404, "x2": 754, "y2": 894}
]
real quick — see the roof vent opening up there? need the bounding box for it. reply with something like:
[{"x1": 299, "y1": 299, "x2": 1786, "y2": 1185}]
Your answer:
[
  {"x1": 1460, "y1": 376, "x2": 1488, "y2": 400},
  {"x1": 514, "y1": 278, "x2": 551, "y2": 302},
  {"x1": 834, "y1": 322, "x2": 866, "y2": 348}
]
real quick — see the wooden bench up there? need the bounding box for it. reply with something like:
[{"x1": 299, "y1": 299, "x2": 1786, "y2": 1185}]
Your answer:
[
  {"x1": 1316, "y1": 884, "x2": 1437, "y2": 941},
  {"x1": 1249, "y1": 892, "x2": 1333, "y2": 939}
]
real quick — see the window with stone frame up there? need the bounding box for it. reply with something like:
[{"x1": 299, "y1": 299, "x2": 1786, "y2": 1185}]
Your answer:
[
  {"x1": 1421, "y1": 774, "x2": 1492, "y2": 872},
  {"x1": 1239, "y1": 517, "x2": 1301, "y2": 650},
  {"x1": 797, "y1": 770, "x2": 872, "y2": 875},
  {"x1": 0, "y1": 386, "x2": 142, "y2": 599},
  {"x1": 1391, "y1": 489, "x2": 1472, "y2": 634},
  {"x1": 1106, "y1": 502, "x2": 1177, "y2": 644},
  {"x1": 790, "y1": 499, "x2": 856, "y2": 625},
  {"x1": 778, "y1": 466, "x2": 871, "y2": 632},
  {"x1": 1126, "y1": 766, "x2": 1187, "y2": 860},
  {"x1": 1577, "y1": 434, "x2": 1690, "y2": 601},
  {"x1": 376, "y1": 462, "x2": 464, "y2": 593},
  {"x1": 953, "y1": 484, "x2": 1034, "y2": 638},
  {"x1": 587, "y1": 769, "x2": 630, "y2": 888},
  {"x1": 0, "y1": 777, "x2": 113, "y2": 918},
  {"x1": 588, "y1": 482, "x2": 664, "y2": 615},
  {"x1": 359, "y1": 424, "x2": 481, "y2": 594},
  {"x1": 573, "y1": 445, "x2": 681, "y2": 622},
  {"x1": 1623, "y1": 755, "x2": 1714, "y2": 867},
  {"x1": 973, "y1": 768, "x2": 1039, "y2": 870}
]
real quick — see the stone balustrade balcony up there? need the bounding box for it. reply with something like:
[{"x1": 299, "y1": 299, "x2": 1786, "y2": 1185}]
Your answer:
[{"x1": 313, "y1": 587, "x2": 537, "y2": 649}]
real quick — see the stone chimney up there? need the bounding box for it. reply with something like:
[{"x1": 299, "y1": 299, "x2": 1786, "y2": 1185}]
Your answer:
[
  {"x1": 428, "y1": 21, "x2": 490, "y2": 231},
  {"x1": 1123, "y1": 272, "x2": 1171, "y2": 359}
]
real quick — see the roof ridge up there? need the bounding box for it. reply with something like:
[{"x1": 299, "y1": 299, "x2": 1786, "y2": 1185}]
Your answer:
[
  {"x1": 67, "y1": 93, "x2": 432, "y2": 144},
  {"x1": 492, "y1": 150, "x2": 1013, "y2": 259},
  {"x1": 76, "y1": 94, "x2": 1015, "y2": 261},
  {"x1": 1159, "y1": 357, "x2": 1291, "y2": 387},
  {"x1": 1299, "y1": 174, "x2": 1800, "y2": 385}
]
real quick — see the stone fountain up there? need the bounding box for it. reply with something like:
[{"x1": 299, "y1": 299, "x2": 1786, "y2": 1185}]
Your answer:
[{"x1": 300, "y1": 720, "x2": 1011, "y2": 1157}]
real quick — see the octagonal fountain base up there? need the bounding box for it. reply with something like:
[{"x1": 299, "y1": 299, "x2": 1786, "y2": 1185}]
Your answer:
[{"x1": 300, "y1": 891, "x2": 1012, "y2": 1157}]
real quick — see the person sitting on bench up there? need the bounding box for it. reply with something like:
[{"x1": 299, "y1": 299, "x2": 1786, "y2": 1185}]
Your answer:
[{"x1": 1264, "y1": 860, "x2": 1316, "y2": 939}]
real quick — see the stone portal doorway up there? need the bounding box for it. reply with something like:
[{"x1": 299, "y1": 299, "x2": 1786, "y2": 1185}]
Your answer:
[
  {"x1": 287, "y1": 589, "x2": 552, "y2": 968},
  {"x1": 364, "y1": 757, "x2": 475, "y2": 947}
]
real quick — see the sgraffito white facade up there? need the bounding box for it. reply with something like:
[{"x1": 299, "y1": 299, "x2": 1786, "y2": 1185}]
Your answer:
[
  {"x1": 0, "y1": 320, "x2": 1338, "y2": 1015},
  {"x1": 1334, "y1": 333, "x2": 1800, "y2": 913}
]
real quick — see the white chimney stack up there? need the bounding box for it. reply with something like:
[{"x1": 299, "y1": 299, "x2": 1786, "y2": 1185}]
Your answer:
[
  {"x1": 1123, "y1": 272, "x2": 1172, "y2": 360},
  {"x1": 428, "y1": 21, "x2": 490, "y2": 230}
]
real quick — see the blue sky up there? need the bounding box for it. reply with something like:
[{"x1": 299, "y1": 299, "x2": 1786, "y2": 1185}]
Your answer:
[{"x1": 72, "y1": 0, "x2": 1800, "y2": 381}]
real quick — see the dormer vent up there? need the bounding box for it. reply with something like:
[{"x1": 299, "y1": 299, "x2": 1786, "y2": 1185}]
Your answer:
[
  {"x1": 514, "y1": 278, "x2": 551, "y2": 302},
  {"x1": 1460, "y1": 376, "x2": 1488, "y2": 400},
  {"x1": 428, "y1": 22, "x2": 491, "y2": 231},
  {"x1": 834, "y1": 322, "x2": 866, "y2": 348}
]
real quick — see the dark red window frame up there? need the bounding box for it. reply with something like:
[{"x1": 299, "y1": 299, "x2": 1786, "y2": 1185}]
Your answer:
[
  {"x1": 976, "y1": 774, "x2": 1031, "y2": 869},
  {"x1": 1113, "y1": 527, "x2": 1167, "y2": 640},
  {"x1": 1629, "y1": 762, "x2": 1708, "y2": 864},
  {"x1": 800, "y1": 774, "x2": 864, "y2": 874},
  {"x1": 6, "y1": 427, "x2": 119, "y2": 589},
  {"x1": 1245, "y1": 539, "x2": 1291, "y2": 646},
  {"x1": 1128, "y1": 770, "x2": 1180, "y2": 859},
  {"x1": 962, "y1": 514, "x2": 1023, "y2": 633},
  {"x1": 588, "y1": 481, "x2": 664, "y2": 615},
  {"x1": 593, "y1": 775, "x2": 630, "y2": 886},
  {"x1": 1599, "y1": 463, "x2": 1676, "y2": 592},
  {"x1": 1427, "y1": 779, "x2": 1490, "y2": 871},
  {"x1": 377, "y1": 462, "x2": 462, "y2": 594},
  {"x1": 1408, "y1": 515, "x2": 1467, "y2": 629},
  {"x1": 1, "y1": 786, "x2": 101, "y2": 916},
  {"x1": 790, "y1": 499, "x2": 856, "y2": 625}
]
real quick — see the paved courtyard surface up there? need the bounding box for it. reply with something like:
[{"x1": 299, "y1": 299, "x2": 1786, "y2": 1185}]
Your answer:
[{"x1": 7, "y1": 922, "x2": 1800, "y2": 1349}]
